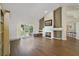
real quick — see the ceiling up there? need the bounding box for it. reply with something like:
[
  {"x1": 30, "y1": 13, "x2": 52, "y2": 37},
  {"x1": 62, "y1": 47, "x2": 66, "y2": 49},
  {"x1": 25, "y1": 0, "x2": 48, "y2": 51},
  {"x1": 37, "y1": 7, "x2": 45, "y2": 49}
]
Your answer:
[{"x1": 2, "y1": 3, "x2": 79, "y2": 21}]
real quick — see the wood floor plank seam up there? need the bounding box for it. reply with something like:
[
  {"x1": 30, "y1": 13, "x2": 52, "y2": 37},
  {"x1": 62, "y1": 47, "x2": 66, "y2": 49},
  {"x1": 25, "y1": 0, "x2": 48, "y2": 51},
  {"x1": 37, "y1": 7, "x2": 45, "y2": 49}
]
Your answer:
[{"x1": 10, "y1": 37, "x2": 79, "y2": 56}]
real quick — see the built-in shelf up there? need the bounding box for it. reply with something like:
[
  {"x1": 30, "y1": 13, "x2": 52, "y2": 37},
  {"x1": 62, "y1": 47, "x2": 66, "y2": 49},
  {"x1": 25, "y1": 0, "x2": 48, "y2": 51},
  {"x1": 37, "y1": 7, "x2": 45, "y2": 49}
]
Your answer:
[
  {"x1": 39, "y1": 17, "x2": 44, "y2": 31},
  {"x1": 54, "y1": 30, "x2": 62, "y2": 39},
  {"x1": 53, "y1": 7, "x2": 62, "y2": 40},
  {"x1": 54, "y1": 7, "x2": 62, "y2": 28}
]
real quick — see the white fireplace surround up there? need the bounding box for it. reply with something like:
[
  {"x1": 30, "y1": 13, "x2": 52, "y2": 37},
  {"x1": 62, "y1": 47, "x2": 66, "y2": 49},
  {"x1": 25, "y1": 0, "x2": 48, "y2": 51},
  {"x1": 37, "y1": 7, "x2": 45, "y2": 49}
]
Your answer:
[{"x1": 43, "y1": 26, "x2": 53, "y2": 39}]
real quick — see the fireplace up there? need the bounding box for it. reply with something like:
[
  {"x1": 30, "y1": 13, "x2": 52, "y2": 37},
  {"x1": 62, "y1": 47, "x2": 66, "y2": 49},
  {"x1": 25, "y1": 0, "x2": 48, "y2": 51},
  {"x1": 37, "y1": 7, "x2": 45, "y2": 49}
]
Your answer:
[{"x1": 45, "y1": 32, "x2": 51, "y2": 37}]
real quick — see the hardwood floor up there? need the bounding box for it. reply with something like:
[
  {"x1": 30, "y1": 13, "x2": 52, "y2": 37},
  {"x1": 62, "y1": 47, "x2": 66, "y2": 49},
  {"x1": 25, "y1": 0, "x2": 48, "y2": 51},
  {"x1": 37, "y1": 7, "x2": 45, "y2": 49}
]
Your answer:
[{"x1": 10, "y1": 37, "x2": 79, "y2": 56}]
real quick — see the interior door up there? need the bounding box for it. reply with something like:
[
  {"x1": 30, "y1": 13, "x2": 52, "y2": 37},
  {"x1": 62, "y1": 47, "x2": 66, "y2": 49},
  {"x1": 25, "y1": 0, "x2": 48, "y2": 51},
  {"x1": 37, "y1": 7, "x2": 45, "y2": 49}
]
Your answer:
[
  {"x1": 3, "y1": 10, "x2": 10, "y2": 56},
  {"x1": 0, "y1": 10, "x2": 4, "y2": 56}
]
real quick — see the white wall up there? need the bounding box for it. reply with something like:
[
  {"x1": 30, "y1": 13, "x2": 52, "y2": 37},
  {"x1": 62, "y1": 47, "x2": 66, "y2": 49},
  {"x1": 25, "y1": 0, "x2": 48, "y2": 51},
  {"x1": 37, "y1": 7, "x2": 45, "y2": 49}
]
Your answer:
[
  {"x1": 43, "y1": 6, "x2": 79, "y2": 40},
  {"x1": 1, "y1": 4, "x2": 41, "y2": 40},
  {"x1": 76, "y1": 22, "x2": 79, "y2": 39},
  {"x1": 62, "y1": 6, "x2": 79, "y2": 40},
  {"x1": 8, "y1": 15, "x2": 39, "y2": 40},
  {"x1": 43, "y1": 6, "x2": 63, "y2": 39},
  {"x1": 62, "y1": 7, "x2": 68, "y2": 40},
  {"x1": 43, "y1": 11, "x2": 54, "y2": 39},
  {"x1": 3, "y1": 4, "x2": 79, "y2": 40}
]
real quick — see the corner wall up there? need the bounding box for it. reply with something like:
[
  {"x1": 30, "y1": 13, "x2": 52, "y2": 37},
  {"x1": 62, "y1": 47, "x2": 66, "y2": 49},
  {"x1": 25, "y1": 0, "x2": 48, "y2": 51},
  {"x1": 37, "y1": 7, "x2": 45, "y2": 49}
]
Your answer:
[{"x1": 62, "y1": 6, "x2": 79, "y2": 40}]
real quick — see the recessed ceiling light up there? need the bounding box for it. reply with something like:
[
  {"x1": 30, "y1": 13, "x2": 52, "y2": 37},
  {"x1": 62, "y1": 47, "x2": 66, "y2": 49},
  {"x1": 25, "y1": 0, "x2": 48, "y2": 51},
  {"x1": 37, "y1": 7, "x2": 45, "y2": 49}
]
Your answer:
[{"x1": 44, "y1": 10, "x2": 48, "y2": 14}]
